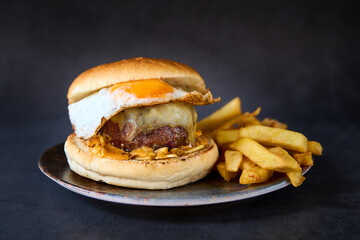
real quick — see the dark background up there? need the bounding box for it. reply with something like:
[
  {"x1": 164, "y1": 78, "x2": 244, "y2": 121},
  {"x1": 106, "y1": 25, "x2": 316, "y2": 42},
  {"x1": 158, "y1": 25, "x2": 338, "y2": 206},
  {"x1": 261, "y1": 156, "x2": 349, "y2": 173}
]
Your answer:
[{"x1": 1, "y1": 1, "x2": 359, "y2": 239}]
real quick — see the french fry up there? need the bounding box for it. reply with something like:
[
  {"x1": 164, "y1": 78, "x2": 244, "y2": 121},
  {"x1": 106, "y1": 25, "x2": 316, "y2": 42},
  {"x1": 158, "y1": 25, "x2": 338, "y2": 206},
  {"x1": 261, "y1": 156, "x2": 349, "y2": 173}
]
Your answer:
[
  {"x1": 238, "y1": 125, "x2": 308, "y2": 152},
  {"x1": 234, "y1": 107, "x2": 261, "y2": 128},
  {"x1": 201, "y1": 97, "x2": 322, "y2": 188},
  {"x1": 225, "y1": 150, "x2": 243, "y2": 172},
  {"x1": 242, "y1": 116, "x2": 262, "y2": 126},
  {"x1": 210, "y1": 107, "x2": 261, "y2": 137},
  {"x1": 216, "y1": 162, "x2": 239, "y2": 182},
  {"x1": 240, "y1": 156, "x2": 257, "y2": 170},
  {"x1": 211, "y1": 114, "x2": 260, "y2": 136},
  {"x1": 293, "y1": 152, "x2": 313, "y2": 166},
  {"x1": 307, "y1": 141, "x2": 323, "y2": 156},
  {"x1": 261, "y1": 118, "x2": 288, "y2": 129},
  {"x1": 239, "y1": 166, "x2": 274, "y2": 184},
  {"x1": 246, "y1": 107, "x2": 262, "y2": 117},
  {"x1": 197, "y1": 97, "x2": 241, "y2": 132},
  {"x1": 286, "y1": 172, "x2": 306, "y2": 187},
  {"x1": 229, "y1": 138, "x2": 302, "y2": 173},
  {"x1": 212, "y1": 115, "x2": 245, "y2": 133},
  {"x1": 237, "y1": 156, "x2": 274, "y2": 184},
  {"x1": 215, "y1": 129, "x2": 239, "y2": 147},
  {"x1": 268, "y1": 147, "x2": 305, "y2": 187},
  {"x1": 268, "y1": 146, "x2": 301, "y2": 169}
]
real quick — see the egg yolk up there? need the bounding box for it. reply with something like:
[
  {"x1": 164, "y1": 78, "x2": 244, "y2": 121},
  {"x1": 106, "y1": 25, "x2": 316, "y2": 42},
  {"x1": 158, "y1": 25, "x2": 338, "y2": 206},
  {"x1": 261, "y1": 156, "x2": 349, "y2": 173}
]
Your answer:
[{"x1": 110, "y1": 79, "x2": 174, "y2": 98}]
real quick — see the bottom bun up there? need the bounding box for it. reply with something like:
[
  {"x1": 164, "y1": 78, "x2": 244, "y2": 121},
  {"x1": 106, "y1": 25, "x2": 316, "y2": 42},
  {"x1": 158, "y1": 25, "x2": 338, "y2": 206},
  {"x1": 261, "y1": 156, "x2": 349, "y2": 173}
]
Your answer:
[{"x1": 64, "y1": 133, "x2": 219, "y2": 189}]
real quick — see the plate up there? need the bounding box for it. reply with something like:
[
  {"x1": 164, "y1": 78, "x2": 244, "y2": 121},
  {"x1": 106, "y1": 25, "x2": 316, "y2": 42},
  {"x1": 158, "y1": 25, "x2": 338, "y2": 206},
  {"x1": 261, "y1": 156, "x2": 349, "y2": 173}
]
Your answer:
[{"x1": 38, "y1": 143, "x2": 310, "y2": 207}]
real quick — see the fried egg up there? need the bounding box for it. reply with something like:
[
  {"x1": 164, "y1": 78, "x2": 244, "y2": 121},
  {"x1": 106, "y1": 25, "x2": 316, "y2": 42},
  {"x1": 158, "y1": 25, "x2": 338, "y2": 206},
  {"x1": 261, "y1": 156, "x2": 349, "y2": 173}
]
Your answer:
[{"x1": 68, "y1": 79, "x2": 218, "y2": 139}]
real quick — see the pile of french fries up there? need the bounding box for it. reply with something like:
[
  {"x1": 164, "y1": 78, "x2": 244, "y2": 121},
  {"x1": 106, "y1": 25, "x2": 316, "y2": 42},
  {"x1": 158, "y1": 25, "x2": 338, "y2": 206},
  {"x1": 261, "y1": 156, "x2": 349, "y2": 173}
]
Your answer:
[{"x1": 197, "y1": 97, "x2": 323, "y2": 187}]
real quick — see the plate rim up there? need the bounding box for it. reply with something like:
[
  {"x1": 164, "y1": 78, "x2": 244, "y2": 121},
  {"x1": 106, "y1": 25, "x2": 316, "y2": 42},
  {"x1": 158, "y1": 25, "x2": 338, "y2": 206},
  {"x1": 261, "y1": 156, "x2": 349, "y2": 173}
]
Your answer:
[{"x1": 38, "y1": 143, "x2": 311, "y2": 207}]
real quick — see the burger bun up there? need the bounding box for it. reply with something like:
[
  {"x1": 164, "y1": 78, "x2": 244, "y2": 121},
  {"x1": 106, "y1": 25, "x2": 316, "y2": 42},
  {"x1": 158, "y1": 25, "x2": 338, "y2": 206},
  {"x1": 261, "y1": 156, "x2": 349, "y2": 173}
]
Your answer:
[{"x1": 64, "y1": 133, "x2": 219, "y2": 190}]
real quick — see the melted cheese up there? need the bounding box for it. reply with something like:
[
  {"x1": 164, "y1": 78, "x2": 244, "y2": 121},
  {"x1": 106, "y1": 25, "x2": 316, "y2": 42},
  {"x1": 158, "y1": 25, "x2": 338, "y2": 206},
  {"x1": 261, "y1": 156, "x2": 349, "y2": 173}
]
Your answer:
[{"x1": 110, "y1": 102, "x2": 197, "y2": 145}]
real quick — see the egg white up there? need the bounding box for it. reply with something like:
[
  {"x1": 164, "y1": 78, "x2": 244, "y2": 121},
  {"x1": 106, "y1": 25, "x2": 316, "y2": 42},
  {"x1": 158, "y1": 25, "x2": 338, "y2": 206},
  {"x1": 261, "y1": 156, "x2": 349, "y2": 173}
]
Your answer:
[{"x1": 68, "y1": 85, "x2": 189, "y2": 139}]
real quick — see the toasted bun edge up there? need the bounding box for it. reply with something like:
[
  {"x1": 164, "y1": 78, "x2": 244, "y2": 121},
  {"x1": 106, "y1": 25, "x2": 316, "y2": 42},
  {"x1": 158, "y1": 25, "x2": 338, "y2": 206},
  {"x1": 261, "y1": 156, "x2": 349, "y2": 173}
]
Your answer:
[
  {"x1": 67, "y1": 57, "x2": 207, "y2": 104},
  {"x1": 64, "y1": 133, "x2": 219, "y2": 189}
]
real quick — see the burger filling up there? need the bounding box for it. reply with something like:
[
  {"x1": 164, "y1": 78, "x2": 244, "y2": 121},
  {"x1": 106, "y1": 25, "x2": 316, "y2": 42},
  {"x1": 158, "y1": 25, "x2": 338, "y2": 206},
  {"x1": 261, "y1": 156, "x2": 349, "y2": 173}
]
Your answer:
[{"x1": 101, "y1": 102, "x2": 197, "y2": 151}]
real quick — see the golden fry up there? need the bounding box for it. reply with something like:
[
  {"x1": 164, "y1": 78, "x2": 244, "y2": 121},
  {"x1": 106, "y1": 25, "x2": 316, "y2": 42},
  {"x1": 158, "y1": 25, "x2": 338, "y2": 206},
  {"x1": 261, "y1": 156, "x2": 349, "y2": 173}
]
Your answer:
[
  {"x1": 239, "y1": 116, "x2": 262, "y2": 127},
  {"x1": 239, "y1": 166, "x2": 274, "y2": 184},
  {"x1": 216, "y1": 162, "x2": 240, "y2": 182},
  {"x1": 261, "y1": 118, "x2": 288, "y2": 129},
  {"x1": 225, "y1": 150, "x2": 243, "y2": 172},
  {"x1": 246, "y1": 107, "x2": 262, "y2": 117},
  {"x1": 307, "y1": 141, "x2": 323, "y2": 156},
  {"x1": 235, "y1": 107, "x2": 262, "y2": 127},
  {"x1": 268, "y1": 146, "x2": 301, "y2": 168},
  {"x1": 215, "y1": 129, "x2": 239, "y2": 147},
  {"x1": 229, "y1": 138, "x2": 302, "y2": 173},
  {"x1": 210, "y1": 107, "x2": 261, "y2": 137},
  {"x1": 239, "y1": 125, "x2": 308, "y2": 152},
  {"x1": 212, "y1": 114, "x2": 245, "y2": 132},
  {"x1": 293, "y1": 152, "x2": 313, "y2": 166},
  {"x1": 268, "y1": 146, "x2": 305, "y2": 187},
  {"x1": 286, "y1": 172, "x2": 306, "y2": 187},
  {"x1": 240, "y1": 157, "x2": 257, "y2": 170},
  {"x1": 197, "y1": 97, "x2": 241, "y2": 132},
  {"x1": 199, "y1": 97, "x2": 322, "y2": 188}
]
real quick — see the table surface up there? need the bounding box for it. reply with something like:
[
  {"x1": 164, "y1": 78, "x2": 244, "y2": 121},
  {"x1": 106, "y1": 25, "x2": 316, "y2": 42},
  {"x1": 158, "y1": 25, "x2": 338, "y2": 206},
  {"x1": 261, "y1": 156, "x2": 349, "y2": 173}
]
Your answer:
[{"x1": 1, "y1": 1, "x2": 359, "y2": 239}]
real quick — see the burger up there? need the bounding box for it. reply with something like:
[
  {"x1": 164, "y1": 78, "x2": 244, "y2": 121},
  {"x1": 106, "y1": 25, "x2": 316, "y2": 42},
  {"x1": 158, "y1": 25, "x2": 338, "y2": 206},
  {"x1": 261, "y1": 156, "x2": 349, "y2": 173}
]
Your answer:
[{"x1": 64, "y1": 57, "x2": 220, "y2": 189}]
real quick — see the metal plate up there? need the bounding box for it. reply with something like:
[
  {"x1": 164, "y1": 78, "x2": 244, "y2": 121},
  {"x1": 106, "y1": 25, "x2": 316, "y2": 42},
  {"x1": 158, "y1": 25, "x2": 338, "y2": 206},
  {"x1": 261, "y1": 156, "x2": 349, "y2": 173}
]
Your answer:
[{"x1": 38, "y1": 143, "x2": 310, "y2": 207}]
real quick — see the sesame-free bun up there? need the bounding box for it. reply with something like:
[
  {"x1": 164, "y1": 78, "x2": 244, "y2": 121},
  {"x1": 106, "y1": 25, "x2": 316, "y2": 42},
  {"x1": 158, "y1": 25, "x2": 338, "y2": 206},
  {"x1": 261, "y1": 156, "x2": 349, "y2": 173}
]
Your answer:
[
  {"x1": 68, "y1": 57, "x2": 207, "y2": 104},
  {"x1": 64, "y1": 133, "x2": 219, "y2": 190}
]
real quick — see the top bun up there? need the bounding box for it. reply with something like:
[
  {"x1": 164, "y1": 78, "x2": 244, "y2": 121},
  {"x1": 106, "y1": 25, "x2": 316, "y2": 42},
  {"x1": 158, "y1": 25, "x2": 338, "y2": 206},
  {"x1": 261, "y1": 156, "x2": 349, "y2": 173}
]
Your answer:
[{"x1": 67, "y1": 57, "x2": 207, "y2": 104}]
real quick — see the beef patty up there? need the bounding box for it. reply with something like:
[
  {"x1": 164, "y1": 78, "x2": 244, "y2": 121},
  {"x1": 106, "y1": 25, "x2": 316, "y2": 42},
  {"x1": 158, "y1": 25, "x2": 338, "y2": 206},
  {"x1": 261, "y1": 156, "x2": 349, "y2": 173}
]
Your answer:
[{"x1": 101, "y1": 120, "x2": 188, "y2": 151}]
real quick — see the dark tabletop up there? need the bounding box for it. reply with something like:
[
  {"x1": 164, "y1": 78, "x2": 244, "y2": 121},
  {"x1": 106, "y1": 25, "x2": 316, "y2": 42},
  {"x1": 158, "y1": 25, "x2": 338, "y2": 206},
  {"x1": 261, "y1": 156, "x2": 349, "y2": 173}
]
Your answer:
[{"x1": 1, "y1": 1, "x2": 359, "y2": 239}]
